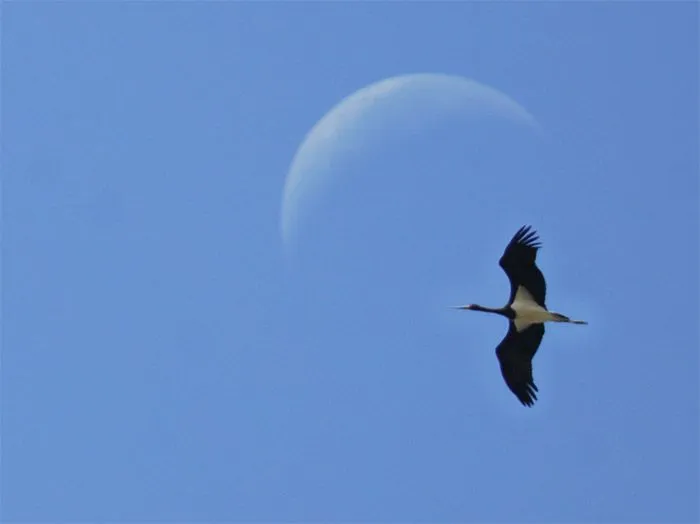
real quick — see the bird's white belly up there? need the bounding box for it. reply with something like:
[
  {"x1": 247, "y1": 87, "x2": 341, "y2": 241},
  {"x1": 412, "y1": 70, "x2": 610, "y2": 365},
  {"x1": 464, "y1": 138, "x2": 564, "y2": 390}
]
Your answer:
[
  {"x1": 511, "y1": 285, "x2": 554, "y2": 331},
  {"x1": 513, "y1": 304, "x2": 554, "y2": 331}
]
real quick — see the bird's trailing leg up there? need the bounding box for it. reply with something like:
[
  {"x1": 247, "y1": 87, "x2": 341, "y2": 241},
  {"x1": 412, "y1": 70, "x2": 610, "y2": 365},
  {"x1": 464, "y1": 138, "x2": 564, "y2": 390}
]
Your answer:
[{"x1": 550, "y1": 312, "x2": 588, "y2": 325}]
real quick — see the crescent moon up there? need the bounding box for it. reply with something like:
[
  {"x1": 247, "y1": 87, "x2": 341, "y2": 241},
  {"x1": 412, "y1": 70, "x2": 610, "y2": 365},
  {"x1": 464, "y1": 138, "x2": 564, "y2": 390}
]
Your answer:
[{"x1": 280, "y1": 73, "x2": 541, "y2": 250}]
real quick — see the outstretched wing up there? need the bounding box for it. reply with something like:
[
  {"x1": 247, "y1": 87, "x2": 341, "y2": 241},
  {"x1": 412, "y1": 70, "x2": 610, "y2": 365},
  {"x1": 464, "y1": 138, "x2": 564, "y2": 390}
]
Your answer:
[
  {"x1": 496, "y1": 322, "x2": 546, "y2": 407},
  {"x1": 499, "y1": 225, "x2": 546, "y2": 307}
]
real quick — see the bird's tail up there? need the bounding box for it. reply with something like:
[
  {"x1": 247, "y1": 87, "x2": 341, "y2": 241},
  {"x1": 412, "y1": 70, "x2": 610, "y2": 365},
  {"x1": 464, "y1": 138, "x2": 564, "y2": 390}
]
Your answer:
[{"x1": 551, "y1": 312, "x2": 588, "y2": 325}]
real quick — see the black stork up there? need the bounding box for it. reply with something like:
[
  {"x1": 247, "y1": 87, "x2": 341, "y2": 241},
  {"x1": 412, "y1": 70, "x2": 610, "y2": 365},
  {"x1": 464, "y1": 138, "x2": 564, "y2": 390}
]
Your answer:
[{"x1": 453, "y1": 226, "x2": 587, "y2": 407}]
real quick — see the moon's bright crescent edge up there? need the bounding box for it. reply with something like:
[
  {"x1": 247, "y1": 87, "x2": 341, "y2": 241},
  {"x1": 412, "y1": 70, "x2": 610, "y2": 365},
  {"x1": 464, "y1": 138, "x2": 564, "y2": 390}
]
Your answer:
[{"x1": 280, "y1": 73, "x2": 542, "y2": 250}]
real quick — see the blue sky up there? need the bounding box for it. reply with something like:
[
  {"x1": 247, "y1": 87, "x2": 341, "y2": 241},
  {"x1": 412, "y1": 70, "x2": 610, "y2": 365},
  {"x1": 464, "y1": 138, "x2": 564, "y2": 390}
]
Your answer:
[{"x1": 3, "y1": 3, "x2": 698, "y2": 522}]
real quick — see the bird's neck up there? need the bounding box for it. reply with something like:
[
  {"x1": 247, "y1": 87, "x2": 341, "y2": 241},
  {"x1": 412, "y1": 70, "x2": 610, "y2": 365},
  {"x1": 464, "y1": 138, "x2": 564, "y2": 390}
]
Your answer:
[{"x1": 471, "y1": 304, "x2": 511, "y2": 318}]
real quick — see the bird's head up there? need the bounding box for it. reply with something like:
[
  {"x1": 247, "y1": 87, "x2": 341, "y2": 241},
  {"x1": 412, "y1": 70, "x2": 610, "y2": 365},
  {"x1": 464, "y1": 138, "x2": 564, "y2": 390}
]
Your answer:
[
  {"x1": 450, "y1": 304, "x2": 495, "y2": 314},
  {"x1": 451, "y1": 304, "x2": 477, "y2": 311}
]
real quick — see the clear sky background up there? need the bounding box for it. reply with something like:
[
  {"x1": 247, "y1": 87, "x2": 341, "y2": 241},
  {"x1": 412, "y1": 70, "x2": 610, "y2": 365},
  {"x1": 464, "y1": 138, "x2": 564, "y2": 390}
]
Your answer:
[{"x1": 3, "y1": 2, "x2": 698, "y2": 522}]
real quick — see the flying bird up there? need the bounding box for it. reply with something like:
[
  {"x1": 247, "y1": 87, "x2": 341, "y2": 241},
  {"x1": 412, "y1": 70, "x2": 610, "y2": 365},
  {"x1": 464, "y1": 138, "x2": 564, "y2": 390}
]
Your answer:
[{"x1": 453, "y1": 226, "x2": 587, "y2": 407}]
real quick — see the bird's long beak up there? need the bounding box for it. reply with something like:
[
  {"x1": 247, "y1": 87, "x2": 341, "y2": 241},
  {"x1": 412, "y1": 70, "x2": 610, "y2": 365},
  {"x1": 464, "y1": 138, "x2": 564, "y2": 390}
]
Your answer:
[{"x1": 450, "y1": 305, "x2": 470, "y2": 310}]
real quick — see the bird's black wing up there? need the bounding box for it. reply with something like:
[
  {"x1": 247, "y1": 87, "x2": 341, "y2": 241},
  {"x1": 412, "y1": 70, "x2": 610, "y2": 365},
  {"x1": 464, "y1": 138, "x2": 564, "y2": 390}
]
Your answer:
[
  {"x1": 498, "y1": 225, "x2": 546, "y2": 307},
  {"x1": 496, "y1": 322, "x2": 546, "y2": 407}
]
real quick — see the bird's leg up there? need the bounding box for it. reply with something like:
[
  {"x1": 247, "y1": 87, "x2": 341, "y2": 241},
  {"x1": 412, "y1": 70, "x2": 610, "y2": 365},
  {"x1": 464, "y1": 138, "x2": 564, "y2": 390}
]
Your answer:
[{"x1": 550, "y1": 312, "x2": 588, "y2": 325}]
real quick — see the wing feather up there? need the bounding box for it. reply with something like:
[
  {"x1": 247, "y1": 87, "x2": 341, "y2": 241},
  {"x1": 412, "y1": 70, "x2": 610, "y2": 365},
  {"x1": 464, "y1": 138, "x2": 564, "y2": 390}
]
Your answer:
[
  {"x1": 498, "y1": 225, "x2": 547, "y2": 307},
  {"x1": 496, "y1": 323, "x2": 546, "y2": 407}
]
